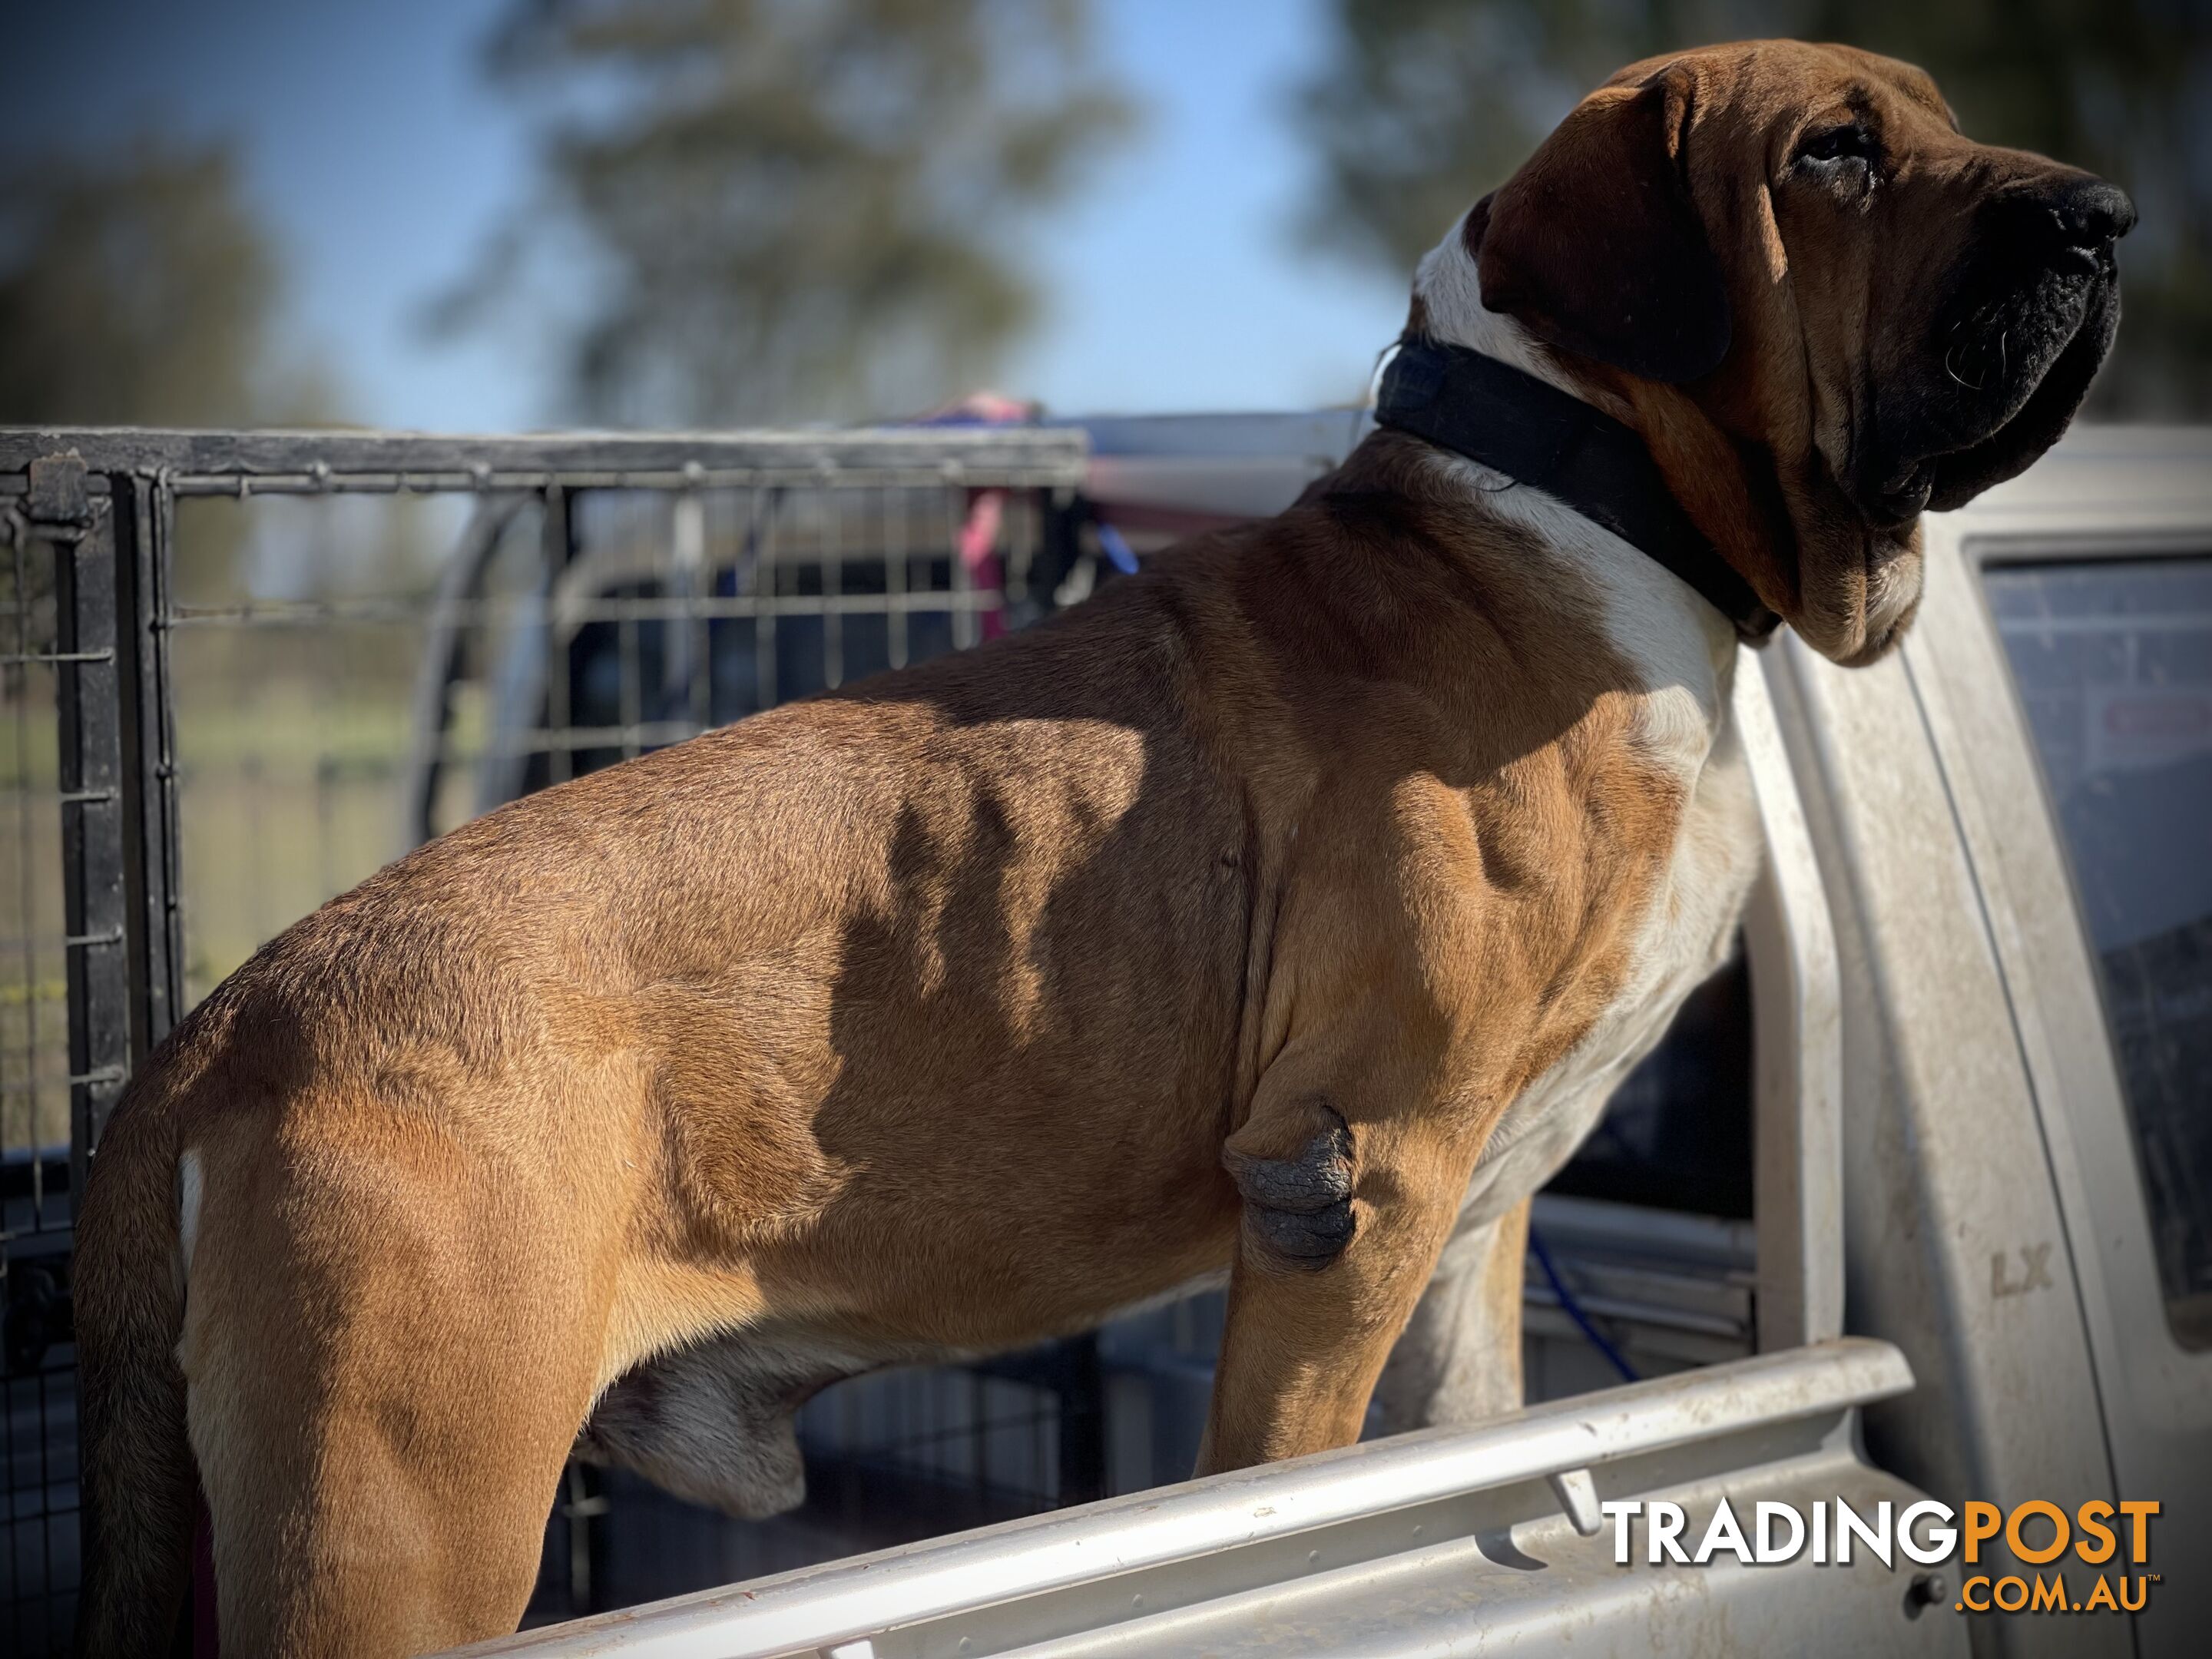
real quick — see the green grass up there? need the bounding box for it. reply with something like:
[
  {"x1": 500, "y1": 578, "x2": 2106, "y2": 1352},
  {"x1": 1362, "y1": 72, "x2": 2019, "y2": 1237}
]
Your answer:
[{"x1": 173, "y1": 679, "x2": 422, "y2": 1000}]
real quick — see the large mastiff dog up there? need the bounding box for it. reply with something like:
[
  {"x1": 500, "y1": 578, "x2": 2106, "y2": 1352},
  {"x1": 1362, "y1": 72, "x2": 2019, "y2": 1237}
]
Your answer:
[{"x1": 76, "y1": 40, "x2": 2129, "y2": 1655}]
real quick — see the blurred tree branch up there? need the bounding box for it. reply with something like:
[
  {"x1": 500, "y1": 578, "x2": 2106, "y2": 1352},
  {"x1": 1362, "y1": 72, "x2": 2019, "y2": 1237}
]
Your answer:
[
  {"x1": 0, "y1": 140, "x2": 329, "y2": 427},
  {"x1": 438, "y1": 0, "x2": 1137, "y2": 426},
  {"x1": 0, "y1": 138, "x2": 343, "y2": 603},
  {"x1": 1293, "y1": 0, "x2": 2212, "y2": 416}
]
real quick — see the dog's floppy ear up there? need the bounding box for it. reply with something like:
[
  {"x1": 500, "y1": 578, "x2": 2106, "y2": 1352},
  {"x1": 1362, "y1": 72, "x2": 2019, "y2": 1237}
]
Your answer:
[{"x1": 1472, "y1": 66, "x2": 1731, "y2": 383}]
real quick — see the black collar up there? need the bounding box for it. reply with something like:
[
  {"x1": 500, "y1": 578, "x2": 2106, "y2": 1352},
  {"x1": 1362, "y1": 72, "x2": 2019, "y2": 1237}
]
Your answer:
[{"x1": 1374, "y1": 336, "x2": 1780, "y2": 643}]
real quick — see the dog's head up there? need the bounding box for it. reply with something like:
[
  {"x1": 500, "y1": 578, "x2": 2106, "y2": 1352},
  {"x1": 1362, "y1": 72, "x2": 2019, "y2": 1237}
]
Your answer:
[{"x1": 1429, "y1": 40, "x2": 2131, "y2": 664}]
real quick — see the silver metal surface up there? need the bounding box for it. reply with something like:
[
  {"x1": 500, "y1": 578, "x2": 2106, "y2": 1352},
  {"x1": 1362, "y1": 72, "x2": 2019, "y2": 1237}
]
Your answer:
[
  {"x1": 1901, "y1": 432, "x2": 2212, "y2": 1657},
  {"x1": 449, "y1": 1339, "x2": 1916, "y2": 1658},
  {"x1": 1736, "y1": 646, "x2": 1846, "y2": 1353},
  {"x1": 985, "y1": 1455, "x2": 1958, "y2": 1658},
  {"x1": 1774, "y1": 551, "x2": 2130, "y2": 1657}
]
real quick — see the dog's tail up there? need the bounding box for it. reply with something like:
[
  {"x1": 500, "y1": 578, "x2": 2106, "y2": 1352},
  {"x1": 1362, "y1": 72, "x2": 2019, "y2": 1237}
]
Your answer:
[{"x1": 71, "y1": 1075, "x2": 197, "y2": 1657}]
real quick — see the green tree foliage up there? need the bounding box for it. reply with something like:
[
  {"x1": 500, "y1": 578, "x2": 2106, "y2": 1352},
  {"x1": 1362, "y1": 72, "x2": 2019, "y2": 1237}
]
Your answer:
[
  {"x1": 1294, "y1": 1, "x2": 2212, "y2": 416},
  {"x1": 0, "y1": 140, "x2": 342, "y2": 606},
  {"x1": 0, "y1": 141, "x2": 296, "y2": 426},
  {"x1": 448, "y1": 0, "x2": 1136, "y2": 425}
]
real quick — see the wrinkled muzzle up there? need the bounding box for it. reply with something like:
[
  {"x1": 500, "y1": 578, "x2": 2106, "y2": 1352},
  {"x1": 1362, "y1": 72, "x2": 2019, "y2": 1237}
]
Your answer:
[{"x1": 1856, "y1": 173, "x2": 2133, "y2": 522}]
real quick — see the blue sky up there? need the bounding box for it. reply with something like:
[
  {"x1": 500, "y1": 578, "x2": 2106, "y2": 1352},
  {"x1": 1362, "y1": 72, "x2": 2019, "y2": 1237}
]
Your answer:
[{"x1": 9, "y1": 0, "x2": 1417, "y2": 430}]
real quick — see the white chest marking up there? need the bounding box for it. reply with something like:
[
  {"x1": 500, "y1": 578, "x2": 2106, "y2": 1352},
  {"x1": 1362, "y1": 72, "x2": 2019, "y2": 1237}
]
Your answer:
[{"x1": 1421, "y1": 449, "x2": 1763, "y2": 1230}]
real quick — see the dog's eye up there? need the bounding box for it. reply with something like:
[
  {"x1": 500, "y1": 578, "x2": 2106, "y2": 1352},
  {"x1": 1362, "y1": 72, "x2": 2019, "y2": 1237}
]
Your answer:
[{"x1": 1797, "y1": 124, "x2": 1876, "y2": 167}]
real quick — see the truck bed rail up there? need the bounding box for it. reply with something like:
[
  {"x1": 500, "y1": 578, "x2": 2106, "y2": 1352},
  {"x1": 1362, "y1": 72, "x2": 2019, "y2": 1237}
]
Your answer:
[{"x1": 454, "y1": 1338, "x2": 1913, "y2": 1659}]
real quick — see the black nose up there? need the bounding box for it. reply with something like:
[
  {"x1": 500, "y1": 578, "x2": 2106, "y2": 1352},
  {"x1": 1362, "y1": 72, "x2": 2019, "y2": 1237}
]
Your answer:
[{"x1": 2045, "y1": 177, "x2": 2136, "y2": 248}]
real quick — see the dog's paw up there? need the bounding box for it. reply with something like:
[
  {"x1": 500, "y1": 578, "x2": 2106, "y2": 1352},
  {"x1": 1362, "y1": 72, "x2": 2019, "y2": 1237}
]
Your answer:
[{"x1": 1223, "y1": 1110, "x2": 1356, "y2": 1270}]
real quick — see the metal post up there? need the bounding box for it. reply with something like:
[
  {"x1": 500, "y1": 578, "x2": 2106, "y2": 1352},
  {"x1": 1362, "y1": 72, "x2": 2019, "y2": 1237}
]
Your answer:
[
  {"x1": 1735, "y1": 643, "x2": 1845, "y2": 1352},
  {"x1": 120, "y1": 477, "x2": 185, "y2": 1053},
  {"x1": 404, "y1": 497, "x2": 526, "y2": 848},
  {"x1": 561, "y1": 1462, "x2": 608, "y2": 1616},
  {"x1": 1055, "y1": 1332, "x2": 1106, "y2": 1506},
  {"x1": 30, "y1": 456, "x2": 131, "y2": 1204},
  {"x1": 543, "y1": 485, "x2": 575, "y2": 785}
]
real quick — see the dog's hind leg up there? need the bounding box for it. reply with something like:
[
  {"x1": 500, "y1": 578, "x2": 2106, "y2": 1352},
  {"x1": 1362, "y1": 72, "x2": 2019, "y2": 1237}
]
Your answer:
[{"x1": 180, "y1": 1112, "x2": 611, "y2": 1657}]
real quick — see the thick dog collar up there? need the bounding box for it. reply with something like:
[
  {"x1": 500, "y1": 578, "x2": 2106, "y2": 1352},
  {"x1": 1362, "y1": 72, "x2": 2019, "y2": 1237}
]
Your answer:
[{"x1": 1375, "y1": 336, "x2": 1781, "y2": 644}]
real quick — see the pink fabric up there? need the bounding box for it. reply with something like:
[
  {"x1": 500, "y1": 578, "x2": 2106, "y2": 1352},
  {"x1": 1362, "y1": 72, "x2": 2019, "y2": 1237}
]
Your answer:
[
  {"x1": 932, "y1": 392, "x2": 1033, "y2": 424},
  {"x1": 959, "y1": 488, "x2": 1008, "y2": 640}
]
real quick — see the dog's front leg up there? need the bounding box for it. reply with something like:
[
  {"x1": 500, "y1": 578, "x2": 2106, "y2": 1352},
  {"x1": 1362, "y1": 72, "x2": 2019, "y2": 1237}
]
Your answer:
[
  {"x1": 1195, "y1": 1078, "x2": 1482, "y2": 1473},
  {"x1": 1369, "y1": 1195, "x2": 1531, "y2": 1434}
]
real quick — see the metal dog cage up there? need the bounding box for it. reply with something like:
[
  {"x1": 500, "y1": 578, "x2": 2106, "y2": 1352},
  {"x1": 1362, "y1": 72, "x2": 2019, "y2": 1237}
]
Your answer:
[
  {"x1": 0, "y1": 421, "x2": 1760, "y2": 1649},
  {"x1": 0, "y1": 425, "x2": 1121, "y2": 1645}
]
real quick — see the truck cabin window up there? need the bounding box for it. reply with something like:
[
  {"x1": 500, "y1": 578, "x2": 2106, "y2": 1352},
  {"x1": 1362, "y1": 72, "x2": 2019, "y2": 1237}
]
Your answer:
[{"x1": 1985, "y1": 556, "x2": 2212, "y2": 1352}]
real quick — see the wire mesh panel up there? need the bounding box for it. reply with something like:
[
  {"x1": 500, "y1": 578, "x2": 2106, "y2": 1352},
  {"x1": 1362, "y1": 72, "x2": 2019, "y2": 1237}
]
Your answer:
[
  {"x1": 0, "y1": 453, "x2": 174, "y2": 1654},
  {"x1": 2, "y1": 495, "x2": 82, "y2": 1654},
  {"x1": 0, "y1": 426, "x2": 1111, "y2": 1641}
]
